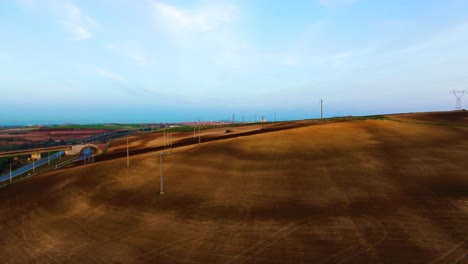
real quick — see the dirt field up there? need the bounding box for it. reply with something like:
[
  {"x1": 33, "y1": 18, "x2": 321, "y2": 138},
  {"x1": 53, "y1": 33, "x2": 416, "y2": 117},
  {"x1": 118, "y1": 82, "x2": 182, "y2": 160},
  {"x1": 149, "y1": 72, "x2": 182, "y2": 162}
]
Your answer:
[
  {"x1": 0, "y1": 128, "x2": 112, "y2": 150},
  {"x1": 0, "y1": 112, "x2": 467, "y2": 263},
  {"x1": 390, "y1": 110, "x2": 468, "y2": 126},
  {"x1": 0, "y1": 129, "x2": 111, "y2": 141}
]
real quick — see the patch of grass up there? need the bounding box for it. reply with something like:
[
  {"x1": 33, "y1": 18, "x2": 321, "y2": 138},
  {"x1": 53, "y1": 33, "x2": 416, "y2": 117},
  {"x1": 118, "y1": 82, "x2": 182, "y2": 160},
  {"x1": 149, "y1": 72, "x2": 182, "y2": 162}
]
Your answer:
[
  {"x1": 354, "y1": 115, "x2": 390, "y2": 121},
  {"x1": 153, "y1": 122, "x2": 260, "y2": 133},
  {"x1": 308, "y1": 115, "x2": 390, "y2": 122}
]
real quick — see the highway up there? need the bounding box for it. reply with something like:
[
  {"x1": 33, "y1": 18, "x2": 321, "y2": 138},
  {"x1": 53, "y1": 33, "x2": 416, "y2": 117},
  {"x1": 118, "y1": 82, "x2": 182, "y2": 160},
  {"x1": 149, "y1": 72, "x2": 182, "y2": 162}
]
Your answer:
[
  {"x1": 76, "y1": 147, "x2": 93, "y2": 161},
  {"x1": 0, "y1": 146, "x2": 71, "y2": 158},
  {"x1": 0, "y1": 151, "x2": 65, "y2": 183}
]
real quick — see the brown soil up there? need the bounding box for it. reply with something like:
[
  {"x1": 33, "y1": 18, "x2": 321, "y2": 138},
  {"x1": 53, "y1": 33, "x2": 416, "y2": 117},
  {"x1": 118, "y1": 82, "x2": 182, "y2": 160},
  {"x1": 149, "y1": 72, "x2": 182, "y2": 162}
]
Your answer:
[
  {"x1": 0, "y1": 129, "x2": 111, "y2": 145},
  {"x1": 390, "y1": 110, "x2": 468, "y2": 126},
  {"x1": 0, "y1": 112, "x2": 467, "y2": 263}
]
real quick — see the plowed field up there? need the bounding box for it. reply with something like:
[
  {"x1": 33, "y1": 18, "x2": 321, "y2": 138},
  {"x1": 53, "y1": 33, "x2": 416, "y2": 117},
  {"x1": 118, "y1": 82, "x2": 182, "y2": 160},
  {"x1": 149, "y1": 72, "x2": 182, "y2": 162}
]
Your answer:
[{"x1": 0, "y1": 112, "x2": 467, "y2": 263}]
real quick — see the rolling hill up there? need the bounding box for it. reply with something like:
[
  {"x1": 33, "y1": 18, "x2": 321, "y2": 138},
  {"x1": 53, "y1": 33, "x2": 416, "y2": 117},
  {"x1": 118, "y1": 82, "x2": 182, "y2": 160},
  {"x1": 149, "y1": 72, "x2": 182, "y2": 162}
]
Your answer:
[{"x1": 0, "y1": 111, "x2": 467, "y2": 263}]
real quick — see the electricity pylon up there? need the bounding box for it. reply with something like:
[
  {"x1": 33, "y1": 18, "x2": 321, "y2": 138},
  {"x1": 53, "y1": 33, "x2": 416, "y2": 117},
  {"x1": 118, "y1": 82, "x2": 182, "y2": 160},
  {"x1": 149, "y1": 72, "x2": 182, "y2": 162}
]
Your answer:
[{"x1": 453, "y1": 90, "x2": 466, "y2": 110}]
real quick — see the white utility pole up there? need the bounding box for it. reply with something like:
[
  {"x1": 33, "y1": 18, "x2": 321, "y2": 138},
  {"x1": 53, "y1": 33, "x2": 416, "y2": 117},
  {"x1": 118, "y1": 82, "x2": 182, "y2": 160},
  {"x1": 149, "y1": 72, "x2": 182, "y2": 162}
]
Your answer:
[
  {"x1": 159, "y1": 151, "x2": 170, "y2": 194},
  {"x1": 320, "y1": 99, "x2": 324, "y2": 119}
]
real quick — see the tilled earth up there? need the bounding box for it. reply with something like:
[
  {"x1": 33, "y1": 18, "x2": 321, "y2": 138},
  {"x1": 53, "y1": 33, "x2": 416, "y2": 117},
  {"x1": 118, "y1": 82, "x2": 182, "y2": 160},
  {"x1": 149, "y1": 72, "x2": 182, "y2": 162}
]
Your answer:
[{"x1": 0, "y1": 112, "x2": 467, "y2": 263}]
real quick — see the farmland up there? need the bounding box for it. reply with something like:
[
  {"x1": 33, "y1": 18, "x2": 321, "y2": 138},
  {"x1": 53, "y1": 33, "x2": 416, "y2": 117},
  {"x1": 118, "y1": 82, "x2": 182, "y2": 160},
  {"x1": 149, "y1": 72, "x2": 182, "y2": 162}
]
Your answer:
[{"x1": 0, "y1": 111, "x2": 466, "y2": 263}]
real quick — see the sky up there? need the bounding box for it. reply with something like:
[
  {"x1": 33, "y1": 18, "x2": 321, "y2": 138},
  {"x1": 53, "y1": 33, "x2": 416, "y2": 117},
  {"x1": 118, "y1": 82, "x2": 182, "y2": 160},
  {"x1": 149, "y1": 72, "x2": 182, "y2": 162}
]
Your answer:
[{"x1": 1, "y1": 0, "x2": 468, "y2": 125}]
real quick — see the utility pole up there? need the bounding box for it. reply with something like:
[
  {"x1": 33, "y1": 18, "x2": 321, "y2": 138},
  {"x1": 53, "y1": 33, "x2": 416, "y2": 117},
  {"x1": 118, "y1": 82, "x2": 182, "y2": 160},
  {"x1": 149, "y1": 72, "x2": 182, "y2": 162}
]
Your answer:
[
  {"x1": 159, "y1": 151, "x2": 170, "y2": 195},
  {"x1": 127, "y1": 136, "x2": 130, "y2": 167},
  {"x1": 453, "y1": 90, "x2": 466, "y2": 110},
  {"x1": 232, "y1": 113, "x2": 235, "y2": 124},
  {"x1": 320, "y1": 98, "x2": 324, "y2": 119}
]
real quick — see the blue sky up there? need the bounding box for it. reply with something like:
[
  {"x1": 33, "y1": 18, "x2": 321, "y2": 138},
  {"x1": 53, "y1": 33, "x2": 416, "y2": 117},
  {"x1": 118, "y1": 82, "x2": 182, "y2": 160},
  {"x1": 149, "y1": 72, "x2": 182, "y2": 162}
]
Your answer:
[{"x1": 1, "y1": 0, "x2": 468, "y2": 124}]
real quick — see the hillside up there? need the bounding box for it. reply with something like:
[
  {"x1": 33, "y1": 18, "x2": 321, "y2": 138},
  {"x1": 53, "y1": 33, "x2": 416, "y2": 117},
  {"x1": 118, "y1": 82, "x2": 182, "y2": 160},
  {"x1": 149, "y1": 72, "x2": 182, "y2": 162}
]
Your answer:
[{"x1": 0, "y1": 111, "x2": 467, "y2": 263}]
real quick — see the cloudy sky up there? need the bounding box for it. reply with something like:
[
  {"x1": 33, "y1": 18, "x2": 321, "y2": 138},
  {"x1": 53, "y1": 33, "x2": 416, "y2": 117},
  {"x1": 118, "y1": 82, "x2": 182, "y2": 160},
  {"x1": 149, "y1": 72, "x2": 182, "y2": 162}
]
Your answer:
[{"x1": 1, "y1": 0, "x2": 467, "y2": 124}]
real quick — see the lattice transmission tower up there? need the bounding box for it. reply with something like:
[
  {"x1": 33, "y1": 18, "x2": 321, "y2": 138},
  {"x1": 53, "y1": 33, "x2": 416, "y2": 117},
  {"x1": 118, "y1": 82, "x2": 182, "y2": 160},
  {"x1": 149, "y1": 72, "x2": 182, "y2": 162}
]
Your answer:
[{"x1": 452, "y1": 90, "x2": 466, "y2": 110}]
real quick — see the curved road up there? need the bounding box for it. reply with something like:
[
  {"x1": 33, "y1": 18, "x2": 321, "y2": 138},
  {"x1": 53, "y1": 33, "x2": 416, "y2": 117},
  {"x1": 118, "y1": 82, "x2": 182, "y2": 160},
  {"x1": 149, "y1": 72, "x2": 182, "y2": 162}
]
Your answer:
[{"x1": 0, "y1": 151, "x2": 65, "y2": 182}]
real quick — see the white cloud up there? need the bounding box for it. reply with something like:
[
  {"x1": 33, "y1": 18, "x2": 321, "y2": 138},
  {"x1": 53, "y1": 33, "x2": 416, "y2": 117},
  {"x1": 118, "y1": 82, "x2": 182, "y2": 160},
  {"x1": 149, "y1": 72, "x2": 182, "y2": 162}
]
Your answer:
[
  {"x1": 401, "y1": 21, "x2": 468, "y2": 54},
  {"x1": 15, "y1": 0, "x2": 96, "y2": 40},
  {"x1": 148, "y1": 0, "x2": 241, "y2": 70},
  {"x1": 330, "y1": 51, "x2": 354, "y2": 66},
  {"x1": 14, "y1": 0, "x2": 36, "y2": 7},
  {"x1": 382, "y1": 19, "x2": 411, "y2": 27},
  {"x1": 127, "y1": 53, "x2": 147, "y2": 65},
  {"x1": 91, "y1": 67, "x2": 125, "y2": 81},
  {"x1": 108, "y1": 43, "x2": 148, "y2": 66},
  {"x1": 149, "y1": 0, "x2": 235, "y2": 37},
  {"x1": 319, "y1": 0, "x2": 356, "y2": 7},
  {"x1": 63, "y1": 2, "x2": 96, "y2": 40},
  {"x1": 66, "y1": 23, "x2": 91, "y2": 40}
]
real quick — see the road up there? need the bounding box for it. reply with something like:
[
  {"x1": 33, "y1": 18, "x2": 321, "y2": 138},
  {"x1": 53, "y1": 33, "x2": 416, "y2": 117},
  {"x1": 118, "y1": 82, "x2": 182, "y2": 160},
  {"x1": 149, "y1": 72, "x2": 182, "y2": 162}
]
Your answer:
[
  {"x1": 76, "y1": 147, "x2": 92, "y2": 161},
  {"x1": 0, "y1": 151, "x2": 65, "y2": 182}
]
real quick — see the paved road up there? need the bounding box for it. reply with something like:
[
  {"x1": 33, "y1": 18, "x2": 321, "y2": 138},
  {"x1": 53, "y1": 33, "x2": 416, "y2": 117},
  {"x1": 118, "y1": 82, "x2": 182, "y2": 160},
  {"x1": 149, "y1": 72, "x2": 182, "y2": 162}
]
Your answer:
[
  {"x1": 0, "y1": 151, "x2": 65, "y2": 182},
  {"x1": 76, "y1": 147, "x2": 92, "y2": 161}
]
